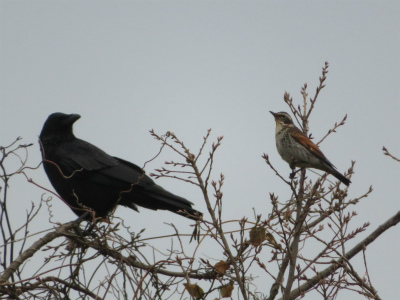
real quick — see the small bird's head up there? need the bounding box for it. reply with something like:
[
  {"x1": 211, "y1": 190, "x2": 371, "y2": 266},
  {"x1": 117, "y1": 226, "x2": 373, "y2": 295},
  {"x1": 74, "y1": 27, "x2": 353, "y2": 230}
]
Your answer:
[
  {"x1": 270, "y1": 111, "x2": 294, "y2": 126},
  {"x1": 40, "y1": 112, "x2": 81, "y2": 142}
]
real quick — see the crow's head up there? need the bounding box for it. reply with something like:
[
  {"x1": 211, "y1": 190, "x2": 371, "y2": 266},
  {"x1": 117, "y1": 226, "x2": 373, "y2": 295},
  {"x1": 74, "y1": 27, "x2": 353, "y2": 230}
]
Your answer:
[{"x1": 40, "y1": 112, "x2": 81, "y2": 142}]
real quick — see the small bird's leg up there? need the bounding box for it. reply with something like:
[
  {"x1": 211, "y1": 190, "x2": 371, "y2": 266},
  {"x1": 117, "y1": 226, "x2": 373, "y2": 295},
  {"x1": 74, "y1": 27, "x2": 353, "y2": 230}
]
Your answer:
[
  {"x1": 289, "y1": 168, "x2": 302, "y2": 179},
  {"x1": 289, "y1": 158, "x2": 301, "y2": 179}
]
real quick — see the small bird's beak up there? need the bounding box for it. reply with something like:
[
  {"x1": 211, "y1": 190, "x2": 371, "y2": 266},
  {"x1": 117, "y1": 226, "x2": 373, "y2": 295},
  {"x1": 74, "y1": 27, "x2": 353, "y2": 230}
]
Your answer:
[{"x1": 270, "y1": 111, "x2": 277, "y2": 118}]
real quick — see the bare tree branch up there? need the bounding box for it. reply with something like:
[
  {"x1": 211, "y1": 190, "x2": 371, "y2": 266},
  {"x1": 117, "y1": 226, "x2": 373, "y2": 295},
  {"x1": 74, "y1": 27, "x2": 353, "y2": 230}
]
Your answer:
[
  {"x1": 0, "y1": 219, "x2": 81, "y2": 283},
  {"x1": 281, "y1": 210, "x2": 400, "y2": 300},
  {"x1": 382, "y1": 146, "x2": 400, "y2": 162}
]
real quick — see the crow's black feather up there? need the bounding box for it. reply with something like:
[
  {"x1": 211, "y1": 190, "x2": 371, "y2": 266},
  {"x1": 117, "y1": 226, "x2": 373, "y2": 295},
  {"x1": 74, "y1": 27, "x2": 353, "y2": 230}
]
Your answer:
[{"x1": 39, "y1": 113, "x2": 202, "y2": 220}]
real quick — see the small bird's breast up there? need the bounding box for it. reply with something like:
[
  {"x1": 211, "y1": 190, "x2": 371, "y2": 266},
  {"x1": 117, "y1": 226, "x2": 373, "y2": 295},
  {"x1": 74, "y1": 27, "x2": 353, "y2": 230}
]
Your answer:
[
  {"x1": 275, "y1": 130, "x2": 315, "y2": 167},
  {"x1": 275, "y1": 131, "x2": 294, "y2": 161}
]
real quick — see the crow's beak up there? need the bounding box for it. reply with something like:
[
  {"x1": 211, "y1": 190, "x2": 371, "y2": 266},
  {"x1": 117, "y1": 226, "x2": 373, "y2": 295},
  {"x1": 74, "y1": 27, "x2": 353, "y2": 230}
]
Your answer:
[{"x1": 63, "y1": 114, "x2": 81, "y2": 125}]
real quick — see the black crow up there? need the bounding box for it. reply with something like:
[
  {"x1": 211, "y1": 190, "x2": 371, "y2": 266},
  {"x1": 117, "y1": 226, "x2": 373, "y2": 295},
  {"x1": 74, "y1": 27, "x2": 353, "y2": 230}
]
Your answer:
[{"x1": 39, "y1": 112, "x2": 202, "y2": 221}]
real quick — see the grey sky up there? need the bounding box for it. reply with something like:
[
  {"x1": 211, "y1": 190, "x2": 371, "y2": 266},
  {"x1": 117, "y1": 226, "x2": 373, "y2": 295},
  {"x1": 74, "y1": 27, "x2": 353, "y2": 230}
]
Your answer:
[{"x1": 1, "y1": 1, "x2": 399, "y2": 299}]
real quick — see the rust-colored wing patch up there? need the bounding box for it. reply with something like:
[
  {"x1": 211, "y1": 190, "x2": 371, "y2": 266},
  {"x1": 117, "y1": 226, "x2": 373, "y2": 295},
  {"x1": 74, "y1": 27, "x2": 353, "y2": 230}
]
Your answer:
[{"x1": 290, "y1": 128, "x2": 327, "y2": 161}]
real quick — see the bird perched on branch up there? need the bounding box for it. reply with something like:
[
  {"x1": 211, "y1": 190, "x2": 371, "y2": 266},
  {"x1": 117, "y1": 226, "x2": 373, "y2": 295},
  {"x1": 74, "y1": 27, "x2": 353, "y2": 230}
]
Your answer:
[
  {"x1": 270, "y1": 111, "x2": 351, "y2": 186},
  {"x1": 39, "y1": 112, "x2": 202, "y2": 220}
]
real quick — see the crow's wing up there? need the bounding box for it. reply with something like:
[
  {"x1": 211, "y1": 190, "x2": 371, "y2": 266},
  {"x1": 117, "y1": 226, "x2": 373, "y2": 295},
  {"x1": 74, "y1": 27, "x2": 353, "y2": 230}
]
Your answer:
[
  {"x1": 53, "y1": 139, "x2": 195, "y2": 212},
  {"x1": 54, "y1": 139, "x2": 151, "y2": 188},
  {"x1": 55, "y1": 139, "x2": 118, "y2": 172},
  {"x1": 111, "y1": 157, "x2": 196, "y2": 210}
]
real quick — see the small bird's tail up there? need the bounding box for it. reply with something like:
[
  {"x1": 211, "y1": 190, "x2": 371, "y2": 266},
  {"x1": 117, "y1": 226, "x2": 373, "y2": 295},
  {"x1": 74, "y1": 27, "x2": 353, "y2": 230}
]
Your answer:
[{"x1": 332, "y1": 170, "x2": 351, "y2": 186}]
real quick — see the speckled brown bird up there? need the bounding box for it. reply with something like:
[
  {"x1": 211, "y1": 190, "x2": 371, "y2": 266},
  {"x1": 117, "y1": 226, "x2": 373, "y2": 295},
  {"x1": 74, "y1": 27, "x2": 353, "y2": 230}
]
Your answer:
[{"x1": 270, "y1": 111, "x2": 351, "y2": 186}]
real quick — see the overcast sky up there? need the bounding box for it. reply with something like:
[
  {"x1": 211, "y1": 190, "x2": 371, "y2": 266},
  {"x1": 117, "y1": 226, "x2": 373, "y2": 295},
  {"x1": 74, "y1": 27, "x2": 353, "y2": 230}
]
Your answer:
[{"x1": 1, "y1": 1, "x2": 399, "y2": 299}]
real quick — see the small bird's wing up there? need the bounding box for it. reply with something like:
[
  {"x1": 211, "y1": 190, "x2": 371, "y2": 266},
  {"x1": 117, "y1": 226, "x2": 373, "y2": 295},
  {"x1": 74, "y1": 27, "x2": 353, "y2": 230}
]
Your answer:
[{"x1": 290, "y1": 127, "x2": 336, "y2": 168}]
